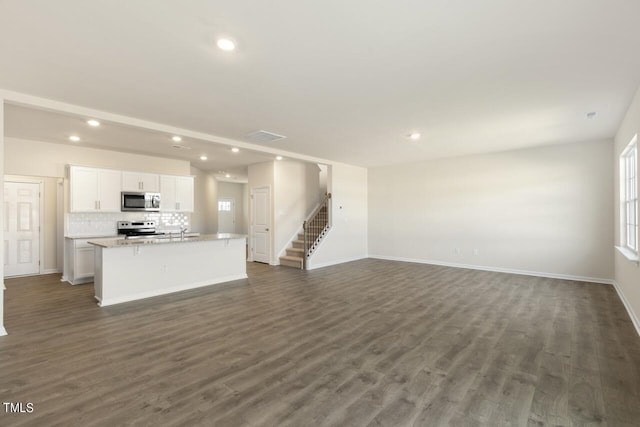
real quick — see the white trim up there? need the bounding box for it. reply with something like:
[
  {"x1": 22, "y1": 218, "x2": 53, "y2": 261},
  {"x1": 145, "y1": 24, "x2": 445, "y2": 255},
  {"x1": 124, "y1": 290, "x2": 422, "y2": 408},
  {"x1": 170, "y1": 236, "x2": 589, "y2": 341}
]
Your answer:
[
  {"x1": 612, "y1": 281, "x2": 640, "y2": 337},
  {"x1": 97, "y1": 274, "x2": 248, "y2": 307},
  {"x1": 41, "y1": 269, "x2": 60, "y2": 274},
  {"x1": 615, "y1": 245, "x2": 640, "y2": 264},
  {"x1": 39, "y1": 182, "x2": 44, "y2": 274},
  {"x1": 368, "y1": 255, "x2": 614, "y2": 285},
  {"x1": 307, "y1": 255, "x2": 369, "y2": 270},
  {"x1": 0, "y1": 326, "x2": 7, "y2": 337}
]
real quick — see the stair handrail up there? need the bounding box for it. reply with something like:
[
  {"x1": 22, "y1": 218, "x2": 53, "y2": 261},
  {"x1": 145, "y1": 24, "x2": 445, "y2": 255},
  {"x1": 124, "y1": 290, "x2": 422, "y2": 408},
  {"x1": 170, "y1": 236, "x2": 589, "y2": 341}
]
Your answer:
[{"x1": 302, "y1": 193, "x2": 331, "y2": 270}]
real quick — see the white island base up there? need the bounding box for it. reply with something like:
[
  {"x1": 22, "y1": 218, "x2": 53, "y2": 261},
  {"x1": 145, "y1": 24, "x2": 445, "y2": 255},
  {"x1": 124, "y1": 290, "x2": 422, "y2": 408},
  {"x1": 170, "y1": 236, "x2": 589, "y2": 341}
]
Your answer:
[{"x1": 90, "y1": 235, "x2": 247, "y2": 307}]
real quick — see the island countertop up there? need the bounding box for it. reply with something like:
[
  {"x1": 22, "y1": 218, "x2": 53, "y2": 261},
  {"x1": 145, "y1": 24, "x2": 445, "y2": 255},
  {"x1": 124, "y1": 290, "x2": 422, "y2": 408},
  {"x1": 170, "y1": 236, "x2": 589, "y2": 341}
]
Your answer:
[{"x1": 88, "y1": 233, "x2": 247, "y2": 248}]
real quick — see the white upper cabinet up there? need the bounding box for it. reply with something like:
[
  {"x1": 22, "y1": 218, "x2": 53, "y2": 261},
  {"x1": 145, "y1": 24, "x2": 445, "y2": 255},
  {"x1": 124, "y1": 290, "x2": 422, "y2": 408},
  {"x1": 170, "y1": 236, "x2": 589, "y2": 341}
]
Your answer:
[
  {"x1": 160, "y1": 175, "x2": 194, "y2": 212},
  {"x1": 70, "y1": 166, "x2": 192, "y2": 213},
  {"x1": 122, "y1": 171, "x2": 160, "y2": 192},
  {"x1": 160, "y1": 175, "x2": 176, "y2": 211},
  {"x1": 70, "y1": 166, "x2": 122, "y2": 212},
  {"x1": 175, "y1": 176, "x2": 194, "y2": 212}
]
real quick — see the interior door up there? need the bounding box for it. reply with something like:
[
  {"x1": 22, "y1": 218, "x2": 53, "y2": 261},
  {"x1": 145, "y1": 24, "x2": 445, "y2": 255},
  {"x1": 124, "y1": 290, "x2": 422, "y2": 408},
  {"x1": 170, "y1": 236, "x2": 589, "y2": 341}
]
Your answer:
[
  {"x1": 4, "y1": 182, "x2": 40, "y2": 277},
  {"x1": 251, "y1": 187, "x2": 270, "y2": 263},
  {"x1": 218, "y1": 197, "x2": 235, "y2": 233}
]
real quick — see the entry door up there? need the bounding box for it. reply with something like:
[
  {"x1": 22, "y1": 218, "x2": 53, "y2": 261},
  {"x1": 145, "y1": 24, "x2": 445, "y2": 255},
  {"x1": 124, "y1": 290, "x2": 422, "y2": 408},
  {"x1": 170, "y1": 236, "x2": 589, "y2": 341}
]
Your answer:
[
  {"x1": 218, "y1": 197, "x2": 236, "y2": 233},
  {"x1": 251, "y1": 187, "x2": 270, "y2": 263},
  {"x1": 4, "y1": 182, "x2": 40, "y2": 277}
]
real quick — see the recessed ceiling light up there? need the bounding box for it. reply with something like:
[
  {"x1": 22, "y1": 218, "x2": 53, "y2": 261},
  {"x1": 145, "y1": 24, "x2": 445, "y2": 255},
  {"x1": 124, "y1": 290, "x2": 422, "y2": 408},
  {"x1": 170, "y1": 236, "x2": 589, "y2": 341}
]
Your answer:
[
  {"x1": 276, "y1": 156, "x2": 283, "y2": 160},
  {"x1": 586, "y1": 111, "x2": 597, "y2": 119},
  {"x1": 217, "y1": 38, "x2": 236, "y2": 51},
  {"x1": 87, "y1": 119, "x2": 100, "y2": 127},
  {"x1": 225, "y1": 173, "x2": 231, "y2": 178},
  {"x1": 409, "y1": 133, "x2": 421, "y2": 140},
  {"x1": 69, "y1": 135, "x2": 80, "y2": 142},
  {"x1": 200, "y1": 155, "x2": 208, "y2": 161},
  {"x1": 231, "y1": 147, "x2": 240, "y2": 153},
  {"x1": 172, "y1": 136, "x2": 182, "y2": 142}
]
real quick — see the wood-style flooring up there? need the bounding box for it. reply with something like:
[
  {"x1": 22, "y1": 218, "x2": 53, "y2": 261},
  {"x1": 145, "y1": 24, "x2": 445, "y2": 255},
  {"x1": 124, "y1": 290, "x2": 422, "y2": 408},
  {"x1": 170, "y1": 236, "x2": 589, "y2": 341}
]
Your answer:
[{"x1": 1, "y1": 259, "x2": 640, "y2": 426}]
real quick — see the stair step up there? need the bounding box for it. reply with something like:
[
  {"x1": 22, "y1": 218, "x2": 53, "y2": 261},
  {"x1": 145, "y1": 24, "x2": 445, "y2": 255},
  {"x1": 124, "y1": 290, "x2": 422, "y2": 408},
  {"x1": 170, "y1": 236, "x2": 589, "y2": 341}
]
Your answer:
[
  {"x1": 286, "y1": 247, "x2": 304, "y2": 256},
  {"x1": 292, "y1": 239, "x2": 304, "y2": 248},
  {"x1": 279, "y1": 255, "x2": 303, "y2": 269}
]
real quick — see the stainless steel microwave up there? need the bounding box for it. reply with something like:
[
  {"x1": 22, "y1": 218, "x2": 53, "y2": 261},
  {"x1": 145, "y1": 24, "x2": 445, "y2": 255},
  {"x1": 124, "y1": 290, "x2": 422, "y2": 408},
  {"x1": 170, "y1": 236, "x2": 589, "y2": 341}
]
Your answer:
[{"x1": 121, "y1": 192, "x2": 161, "y2": 212}]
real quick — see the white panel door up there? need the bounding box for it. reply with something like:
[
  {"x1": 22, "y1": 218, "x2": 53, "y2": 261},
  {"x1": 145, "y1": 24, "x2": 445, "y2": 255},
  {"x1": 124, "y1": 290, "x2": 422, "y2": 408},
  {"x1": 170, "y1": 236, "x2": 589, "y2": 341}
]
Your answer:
[
  {"x1": 218, "y1": 198, "x2": 235, "y2": 233},
  {"x1": 4, "y1": 182, "x2": 40, "y2": 277},
  {"x1": 251, "y1": 187, "x2": 270, "y2": 263}
]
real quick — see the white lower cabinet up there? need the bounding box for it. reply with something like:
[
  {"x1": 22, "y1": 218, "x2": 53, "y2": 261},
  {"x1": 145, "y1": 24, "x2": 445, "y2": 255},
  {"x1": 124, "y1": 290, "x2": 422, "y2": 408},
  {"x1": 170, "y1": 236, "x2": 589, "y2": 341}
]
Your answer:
[
  {"x1": 75, "y1": 246, "x2": 95, "y2": 279},
  {"x1": 63, "y1": 237, "x2": 111, "y2": 285}
]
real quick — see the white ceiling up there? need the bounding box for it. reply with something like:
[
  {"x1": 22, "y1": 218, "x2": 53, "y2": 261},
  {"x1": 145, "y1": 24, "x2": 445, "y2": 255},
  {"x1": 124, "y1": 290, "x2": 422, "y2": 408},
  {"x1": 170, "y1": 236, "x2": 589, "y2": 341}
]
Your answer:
[
  {"x1": 1, "y1": 1, "x2": 640, "y2": 167},
  {"x1": 3, "y1": 104, "x2": 280, "y2": 181}
]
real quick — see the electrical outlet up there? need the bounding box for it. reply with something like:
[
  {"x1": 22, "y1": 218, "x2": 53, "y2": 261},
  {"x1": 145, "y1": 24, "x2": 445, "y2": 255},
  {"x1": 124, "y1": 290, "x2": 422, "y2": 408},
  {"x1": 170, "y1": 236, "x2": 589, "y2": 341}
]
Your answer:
[
  {"x1": 473, "y1": 249, "x2": 479, "y2": 255},
  {"x1": 454, "y1": 247, "x2": 460, "y2": 255}
]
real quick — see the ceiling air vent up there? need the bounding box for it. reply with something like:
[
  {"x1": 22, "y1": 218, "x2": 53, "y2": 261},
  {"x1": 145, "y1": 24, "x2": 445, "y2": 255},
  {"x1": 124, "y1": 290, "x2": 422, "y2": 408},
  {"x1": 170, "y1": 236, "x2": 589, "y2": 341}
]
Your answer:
[
  {"x1": 247, "y1": 130, "x2": 286, "y2": 143},
  {"x1": 172, "y1": 144, "x2": 192, "y2": 150}
]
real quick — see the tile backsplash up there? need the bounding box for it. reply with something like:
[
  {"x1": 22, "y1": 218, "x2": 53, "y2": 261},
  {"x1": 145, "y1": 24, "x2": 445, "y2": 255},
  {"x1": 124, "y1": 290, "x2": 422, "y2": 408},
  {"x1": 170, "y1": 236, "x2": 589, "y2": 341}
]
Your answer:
[{"x1": 66, "y1": 212, "x2": 190, "y2": 236}]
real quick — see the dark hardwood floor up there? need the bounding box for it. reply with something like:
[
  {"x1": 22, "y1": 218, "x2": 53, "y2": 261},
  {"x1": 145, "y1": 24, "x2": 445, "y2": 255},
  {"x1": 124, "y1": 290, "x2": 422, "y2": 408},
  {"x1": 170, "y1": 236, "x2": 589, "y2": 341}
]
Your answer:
[{"x1": 1, "y1": 260, "x2": 639, "y2": 426}]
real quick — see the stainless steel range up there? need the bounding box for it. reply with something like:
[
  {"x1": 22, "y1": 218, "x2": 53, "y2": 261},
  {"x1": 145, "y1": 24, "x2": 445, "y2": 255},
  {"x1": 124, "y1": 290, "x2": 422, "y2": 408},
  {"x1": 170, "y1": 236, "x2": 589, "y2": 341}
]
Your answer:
[{"x1": 117, "y1": 220, "x2": 165, "y2": 239}]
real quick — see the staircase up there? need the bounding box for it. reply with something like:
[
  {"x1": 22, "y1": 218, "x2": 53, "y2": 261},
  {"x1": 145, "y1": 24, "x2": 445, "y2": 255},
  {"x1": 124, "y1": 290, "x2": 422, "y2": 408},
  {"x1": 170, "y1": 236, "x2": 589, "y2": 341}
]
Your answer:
[
  {"x1": 279, "y1": 194, "x2": 331, "y2": 269},
  {"x1": 279, "y1": 233, "x2": 307, "y2": 268}
]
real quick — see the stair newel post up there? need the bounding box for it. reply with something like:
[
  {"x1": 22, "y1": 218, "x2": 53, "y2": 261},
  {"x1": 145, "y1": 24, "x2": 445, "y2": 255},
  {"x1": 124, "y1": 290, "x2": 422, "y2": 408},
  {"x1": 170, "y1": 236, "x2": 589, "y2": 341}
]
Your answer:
[{"x1": 302, "y1": 220, "x2": 308, "y2": 270}]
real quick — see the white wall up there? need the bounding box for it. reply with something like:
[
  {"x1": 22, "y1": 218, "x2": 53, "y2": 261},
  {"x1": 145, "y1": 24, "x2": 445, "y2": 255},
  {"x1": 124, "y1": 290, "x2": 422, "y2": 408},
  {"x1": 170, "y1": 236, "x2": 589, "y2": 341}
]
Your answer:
[
  {"x1": 218, "y1": 181, "x2": 246, "y2": 234},
  {"x1": 190, "y1": 166, "x2": 218, "y2": 234},
  {"x1": 368, "y1": 140, "x2": 614, "y2": 281},
  {"x1": 242, "y1": 183, "x2": 249, "y2": 235},
  {"x1": 308, "y1": 163, "x2": 368, "y2": 269},
  {"x1": 614, "y1": 85, "x2": 640, "y2": 333},
  {"x1": 0, "y1": 100, "x2": 6, "y2": 336},
  {"x1": 5, "y1": 137, "x2": 190, "y2": 177},
  {"x1": 274, "y1": 160, "x2": 321, "y2": 259},
  {"x1": 319, "y1": 164, "x2": 328, "y2": 195}
]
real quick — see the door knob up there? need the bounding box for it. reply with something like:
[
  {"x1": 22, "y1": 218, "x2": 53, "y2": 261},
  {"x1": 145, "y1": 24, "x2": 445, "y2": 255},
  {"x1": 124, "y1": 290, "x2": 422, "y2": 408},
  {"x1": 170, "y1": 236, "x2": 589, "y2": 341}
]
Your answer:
[{"x1": 265, "y1": 228, "x2": 269, "y2": 231}]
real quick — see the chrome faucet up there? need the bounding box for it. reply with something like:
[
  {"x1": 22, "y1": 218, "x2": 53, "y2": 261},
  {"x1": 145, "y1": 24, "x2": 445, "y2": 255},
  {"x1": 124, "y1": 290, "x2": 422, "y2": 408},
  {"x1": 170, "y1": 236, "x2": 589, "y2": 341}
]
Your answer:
[{"x1": 180, "y1": 226, "x2": 188, "y2": 239}]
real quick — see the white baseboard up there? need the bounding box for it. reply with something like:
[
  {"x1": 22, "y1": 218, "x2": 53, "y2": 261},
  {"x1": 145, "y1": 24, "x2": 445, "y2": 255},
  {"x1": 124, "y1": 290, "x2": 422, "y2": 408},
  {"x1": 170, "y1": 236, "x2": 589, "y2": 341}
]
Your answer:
[
  {"x1": 368, "y1": 255, "x2": 613, "y2": 285},
  {"x1": 0, "y1": 326, "x2": 7, "y2": 336},
  {"x1": 307, "y1": 255, "x2": 368, "y2": 270},
  {"x1": 612, "y1": 281, "x2": 640, "y2": 338},
  {"x1": 98, "y1": 274, "x2": 248, "y2": 307},
  {"x1": 41, "y1": 269, "x2": 60, "y2": 275}
]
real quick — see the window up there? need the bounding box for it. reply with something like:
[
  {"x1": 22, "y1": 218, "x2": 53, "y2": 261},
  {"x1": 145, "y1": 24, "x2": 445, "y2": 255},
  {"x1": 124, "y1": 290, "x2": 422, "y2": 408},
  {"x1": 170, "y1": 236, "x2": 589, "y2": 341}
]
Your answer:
[
  {"x1": 620, "y1": 134, "x2": 638, "y2": 257},
  {"x1": 218, "y1": 200, "x2": 231, "y2": 212}
]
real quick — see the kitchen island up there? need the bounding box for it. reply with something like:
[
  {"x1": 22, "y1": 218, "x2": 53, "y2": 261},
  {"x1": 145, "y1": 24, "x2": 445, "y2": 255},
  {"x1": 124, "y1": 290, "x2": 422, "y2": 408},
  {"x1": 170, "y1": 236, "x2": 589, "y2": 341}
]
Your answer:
[{"x1": 88, "y1": 233, "x2": 247, "y2": 307}]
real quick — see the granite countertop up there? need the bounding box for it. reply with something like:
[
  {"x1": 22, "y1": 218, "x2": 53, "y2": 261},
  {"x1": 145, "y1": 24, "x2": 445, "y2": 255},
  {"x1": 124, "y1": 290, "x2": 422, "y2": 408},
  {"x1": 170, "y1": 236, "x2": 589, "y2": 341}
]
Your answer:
[
  {"x1": 65, "y1": 234, "x2": 121, "y2": 239},
  {"x1": 88, "y1": 233, "x2": 247, "y2": 248}
]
